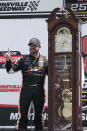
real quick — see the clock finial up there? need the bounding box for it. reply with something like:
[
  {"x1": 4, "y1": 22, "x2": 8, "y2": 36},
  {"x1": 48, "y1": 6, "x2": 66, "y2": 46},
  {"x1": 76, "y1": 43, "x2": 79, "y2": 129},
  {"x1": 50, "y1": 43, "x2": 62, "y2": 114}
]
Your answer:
[{"x1": 62, "y1": 0, "x2": 65, "y2": 15}]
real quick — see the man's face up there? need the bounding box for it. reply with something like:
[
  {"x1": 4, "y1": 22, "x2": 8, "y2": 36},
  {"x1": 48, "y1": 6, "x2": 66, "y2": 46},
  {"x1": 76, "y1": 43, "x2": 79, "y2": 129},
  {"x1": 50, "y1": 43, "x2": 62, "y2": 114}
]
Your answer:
[{"x1": 29, "y1": 43, "x2": 40, "y2": 54}]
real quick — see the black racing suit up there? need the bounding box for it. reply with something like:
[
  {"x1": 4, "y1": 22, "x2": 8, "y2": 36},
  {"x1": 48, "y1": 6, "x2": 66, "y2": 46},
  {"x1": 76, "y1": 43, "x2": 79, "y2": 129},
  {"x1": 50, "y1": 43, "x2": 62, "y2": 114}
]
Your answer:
[{"x1": 5, "y1": 54, "x2": 48, "y2": 130}]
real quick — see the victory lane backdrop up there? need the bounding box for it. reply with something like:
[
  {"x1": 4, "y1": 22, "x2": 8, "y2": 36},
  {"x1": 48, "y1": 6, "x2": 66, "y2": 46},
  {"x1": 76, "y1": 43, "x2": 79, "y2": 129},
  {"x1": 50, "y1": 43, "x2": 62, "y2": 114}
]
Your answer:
[{"x1": 1, "y1": 0, "x2": 87, "y2": 129}]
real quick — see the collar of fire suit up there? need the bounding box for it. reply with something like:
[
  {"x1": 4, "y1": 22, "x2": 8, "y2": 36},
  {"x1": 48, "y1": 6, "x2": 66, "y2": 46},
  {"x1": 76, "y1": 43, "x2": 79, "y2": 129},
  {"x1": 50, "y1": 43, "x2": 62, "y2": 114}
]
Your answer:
[{"x1": 29, "y1": 53, "x2": 40, "y2": 59}]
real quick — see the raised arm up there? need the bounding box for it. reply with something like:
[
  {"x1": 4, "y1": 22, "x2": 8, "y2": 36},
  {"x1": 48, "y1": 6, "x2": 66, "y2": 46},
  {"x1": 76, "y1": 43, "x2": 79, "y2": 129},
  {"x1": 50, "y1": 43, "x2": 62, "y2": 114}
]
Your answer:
[{"x1": 5, "y1": 49, "x2": 22, "y2": 73}]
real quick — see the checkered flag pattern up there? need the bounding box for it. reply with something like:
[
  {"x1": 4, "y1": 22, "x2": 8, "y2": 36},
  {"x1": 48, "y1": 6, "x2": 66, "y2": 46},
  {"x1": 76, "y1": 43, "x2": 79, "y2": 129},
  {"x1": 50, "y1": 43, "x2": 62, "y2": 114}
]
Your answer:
[{"x1": 28, "y1": 0, "x2": 40, "y2": 11}]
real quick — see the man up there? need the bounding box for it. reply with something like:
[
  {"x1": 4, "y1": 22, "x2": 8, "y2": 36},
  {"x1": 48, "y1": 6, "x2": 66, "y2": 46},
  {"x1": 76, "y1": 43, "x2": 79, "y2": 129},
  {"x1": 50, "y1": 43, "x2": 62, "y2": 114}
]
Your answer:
[{"x1": 5, "y1": 38, "x2": 48, "y2": 131}]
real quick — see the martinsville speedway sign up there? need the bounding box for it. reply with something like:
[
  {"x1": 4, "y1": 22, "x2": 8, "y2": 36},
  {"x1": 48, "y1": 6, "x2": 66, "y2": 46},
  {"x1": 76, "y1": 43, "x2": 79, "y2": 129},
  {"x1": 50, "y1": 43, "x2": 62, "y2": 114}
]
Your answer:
[
  {"x1": 0, "y1": 0, "x2": 62, "y2": 17},
  {"x1": 0, "y1": 0, "x2": 40, "y2": 12},
  {"x1": 1, "y1": 0, "x2": 87, "y2": 21}
]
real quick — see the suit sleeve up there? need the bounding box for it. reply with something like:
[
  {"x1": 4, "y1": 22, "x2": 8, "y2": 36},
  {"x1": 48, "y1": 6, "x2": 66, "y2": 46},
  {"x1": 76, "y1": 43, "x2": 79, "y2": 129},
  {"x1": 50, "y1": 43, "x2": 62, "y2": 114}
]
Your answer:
[
  {"x1": 5, "y1": 60, "x2": 12, "y2": 72},
  {"x1": 44, "y1": 57, "x2": 48, "y2": 75},
  {"x1": 45, "y1": 61, "x2": 48, "y2": 75},
  {"x1": 5, "y1": 59, "x2": 22, "y2": 73}
]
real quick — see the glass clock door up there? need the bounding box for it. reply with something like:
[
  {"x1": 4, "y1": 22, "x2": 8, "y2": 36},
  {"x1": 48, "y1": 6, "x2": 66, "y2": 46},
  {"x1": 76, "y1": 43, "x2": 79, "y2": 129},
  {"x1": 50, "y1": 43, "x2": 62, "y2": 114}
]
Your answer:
[
  {"x1": 54, "y1": 54, "x2": 72, "y2": 130},
  {"x1": 54, "y1": 27, "x2": 72, "y2": 130}
]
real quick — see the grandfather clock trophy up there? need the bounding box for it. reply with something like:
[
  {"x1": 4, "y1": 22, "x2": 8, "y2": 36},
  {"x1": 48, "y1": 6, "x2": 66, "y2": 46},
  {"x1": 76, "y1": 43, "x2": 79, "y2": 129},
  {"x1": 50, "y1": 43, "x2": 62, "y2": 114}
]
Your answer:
[{"x1": 46, "y1": 8, "x2": 82, "y2": 131}]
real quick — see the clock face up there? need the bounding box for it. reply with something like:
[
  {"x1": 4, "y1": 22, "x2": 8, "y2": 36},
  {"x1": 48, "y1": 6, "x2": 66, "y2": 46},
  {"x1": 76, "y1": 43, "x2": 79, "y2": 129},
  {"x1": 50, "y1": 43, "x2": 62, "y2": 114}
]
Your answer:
[{"x1": 55, "y1": 27, "x2": 72, "y2": 52}]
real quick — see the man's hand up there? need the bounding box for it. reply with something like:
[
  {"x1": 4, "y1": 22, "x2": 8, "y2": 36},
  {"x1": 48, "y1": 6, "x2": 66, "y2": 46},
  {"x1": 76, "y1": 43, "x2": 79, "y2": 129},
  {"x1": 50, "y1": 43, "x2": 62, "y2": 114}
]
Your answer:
[{"x1": 4, "y1": 48, "x2": 11, "y2": 61}]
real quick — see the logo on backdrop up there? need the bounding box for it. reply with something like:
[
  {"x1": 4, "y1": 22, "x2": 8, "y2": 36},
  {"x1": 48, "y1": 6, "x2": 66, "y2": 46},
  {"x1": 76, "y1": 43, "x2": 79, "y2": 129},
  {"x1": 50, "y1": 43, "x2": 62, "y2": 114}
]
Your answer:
[
  {"x1": 65, "y1": 0, "x2": 87, "y2": 21},
  {"x1": 82, "y1": 36, "x2": 87, "y2": 75},
  {"x1": 0, "y1": 51, "x2": 21, "y2": 68},
  {"x1": 82, "y1": 113, "x2": 87, "y2": 121},
  {"x1": 10, "y1": 112, "x2": 48, "y2": 121}
]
